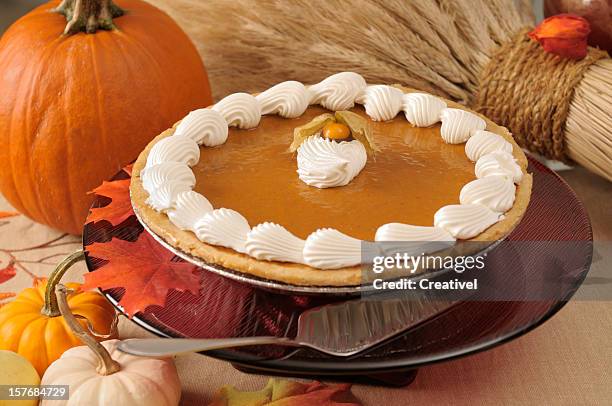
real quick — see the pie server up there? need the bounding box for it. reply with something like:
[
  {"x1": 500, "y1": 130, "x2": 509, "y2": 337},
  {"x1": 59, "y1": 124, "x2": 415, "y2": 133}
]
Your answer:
[{"x1": 118, "y1": 290, "x2": 460, "y2": 358}]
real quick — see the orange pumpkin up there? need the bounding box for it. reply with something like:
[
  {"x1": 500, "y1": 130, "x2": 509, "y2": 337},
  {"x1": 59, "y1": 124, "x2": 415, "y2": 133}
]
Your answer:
[
  {"x1": 0, "y1": 0, "x2": 212, "y2": 234},
  {"x1": 0, "y1": 252, "x2": 116, "y2": 376}
]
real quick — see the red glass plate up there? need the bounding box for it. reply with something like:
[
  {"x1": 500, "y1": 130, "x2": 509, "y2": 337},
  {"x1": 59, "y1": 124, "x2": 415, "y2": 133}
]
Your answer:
[{"x1": 83, "y1": 156, "x2": 592, "y2": 377}]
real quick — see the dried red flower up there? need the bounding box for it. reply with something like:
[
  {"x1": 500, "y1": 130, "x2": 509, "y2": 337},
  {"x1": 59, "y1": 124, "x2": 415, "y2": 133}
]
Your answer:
[{"x1": 529, "y1": 14, "x2": 591, "y2": 59}]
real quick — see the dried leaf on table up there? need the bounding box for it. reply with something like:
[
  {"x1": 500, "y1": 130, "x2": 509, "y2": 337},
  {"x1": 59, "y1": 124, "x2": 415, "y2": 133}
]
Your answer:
[
  {"x1": 87, "y1": 179, "x2": 133, "y2": 226},
  {"x1": 82, "y1": 232, "x2": 200, "y2": 316},
  {"x1": 208, "y1": 378, "x2": 361, "y2": 406},
  {"x1": 0, "y1": 261, "x2": 17, "y2": 284}
]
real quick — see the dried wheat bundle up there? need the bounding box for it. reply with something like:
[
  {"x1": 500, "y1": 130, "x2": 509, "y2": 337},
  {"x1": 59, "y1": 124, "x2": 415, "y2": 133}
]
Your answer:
[
  {"x1": 565, "y1": 59, "x2": 612, "y2": 180},
  {"x1": 148, "y1": 0, "x2": 612, "y2": 181}
]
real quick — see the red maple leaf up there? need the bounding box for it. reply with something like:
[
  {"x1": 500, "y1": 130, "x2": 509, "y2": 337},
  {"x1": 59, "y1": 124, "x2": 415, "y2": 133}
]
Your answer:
[
  {"x1": 87, "y1": 179, "x2": 133, "y2": 226},
  {"x1": 0, "y1": 261, "x2": 17, "y2": 284},
  {"x1": 82, "y1": 232, "x2": 200, "y2": 316}
]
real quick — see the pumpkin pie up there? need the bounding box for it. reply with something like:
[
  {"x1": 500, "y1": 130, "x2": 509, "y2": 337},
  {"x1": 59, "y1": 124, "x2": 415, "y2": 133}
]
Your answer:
[{"x1": 130, "y1": 72, "x2": 532, "y2": 286}]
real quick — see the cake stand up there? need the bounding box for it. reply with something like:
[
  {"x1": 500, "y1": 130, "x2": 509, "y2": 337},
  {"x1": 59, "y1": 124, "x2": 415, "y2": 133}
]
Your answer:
[{"x1": 83, "y1": 156, "x2": 592, "y2": 386}]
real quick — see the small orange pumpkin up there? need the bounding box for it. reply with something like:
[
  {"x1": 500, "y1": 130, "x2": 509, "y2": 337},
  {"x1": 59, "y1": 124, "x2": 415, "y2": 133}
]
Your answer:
[
  {"x1": 0, "y1": 252, "x2": 116, "y2": 376},
  {"x1": 0, "y1": 0, "x2": 213, "y2": 234}
]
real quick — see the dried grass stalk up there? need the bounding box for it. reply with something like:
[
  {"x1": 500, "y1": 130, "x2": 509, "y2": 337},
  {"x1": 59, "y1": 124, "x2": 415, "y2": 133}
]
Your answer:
[{"x1": 149, "y1": 0, "x2": 530, "y2": 102}]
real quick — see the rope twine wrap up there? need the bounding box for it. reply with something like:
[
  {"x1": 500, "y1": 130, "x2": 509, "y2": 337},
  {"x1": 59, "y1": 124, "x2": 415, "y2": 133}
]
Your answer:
[{"x1": 475, "y1": 28, "x2": 608, "y2": 161}]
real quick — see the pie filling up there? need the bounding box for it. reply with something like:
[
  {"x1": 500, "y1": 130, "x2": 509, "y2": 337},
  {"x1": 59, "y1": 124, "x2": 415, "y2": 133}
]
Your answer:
[{"x1": 193, "y1": 106, "x2": 475, "y2": 240}]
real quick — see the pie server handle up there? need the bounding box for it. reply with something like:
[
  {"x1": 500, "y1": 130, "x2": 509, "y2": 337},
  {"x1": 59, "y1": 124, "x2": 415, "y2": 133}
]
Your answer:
[{"x1": 117, "y1": 336, "x2": 300, "y2": 357}]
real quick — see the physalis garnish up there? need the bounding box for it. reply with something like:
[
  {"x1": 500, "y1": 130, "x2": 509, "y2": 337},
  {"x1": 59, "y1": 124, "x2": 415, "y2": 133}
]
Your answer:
[{"x1": 289, "y1": 111, "x2": 378, "y2": 154}]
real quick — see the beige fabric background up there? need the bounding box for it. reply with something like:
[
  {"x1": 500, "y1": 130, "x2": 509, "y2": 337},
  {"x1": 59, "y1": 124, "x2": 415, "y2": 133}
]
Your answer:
[{"x1": 1, "y1": 166, "x2": 610, "y2": 405}]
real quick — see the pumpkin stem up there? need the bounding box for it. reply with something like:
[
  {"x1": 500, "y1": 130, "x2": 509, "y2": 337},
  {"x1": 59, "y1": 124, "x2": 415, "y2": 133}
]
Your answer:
[
  {"x1": 54, "y1": 0, "x2": 124, "y2": 35},
  {"x1": 41, "y1": 250, "x2": 86, "y2": 317},
  {"x1": 56, "y1": 284, "x2": 122, "y2": 376}
]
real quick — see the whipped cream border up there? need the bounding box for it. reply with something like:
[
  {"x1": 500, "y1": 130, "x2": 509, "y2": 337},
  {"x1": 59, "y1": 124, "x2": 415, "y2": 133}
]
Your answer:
[{"x1": 142, "y1": 72, "x2": 523, "y2": 270}]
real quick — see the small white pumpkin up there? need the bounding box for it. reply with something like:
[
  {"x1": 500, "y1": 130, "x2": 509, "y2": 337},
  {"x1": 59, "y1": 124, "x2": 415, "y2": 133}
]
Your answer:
[{"x1": 40, "y1": 285, "x2": 181, "y2": 406}]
